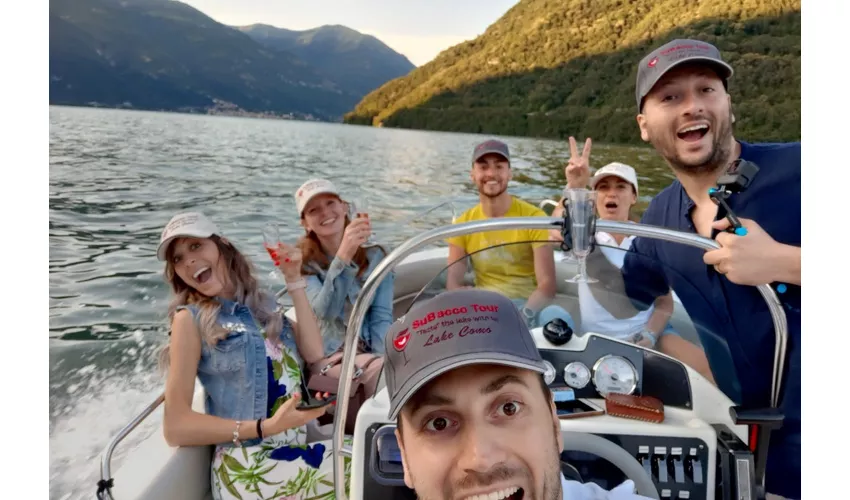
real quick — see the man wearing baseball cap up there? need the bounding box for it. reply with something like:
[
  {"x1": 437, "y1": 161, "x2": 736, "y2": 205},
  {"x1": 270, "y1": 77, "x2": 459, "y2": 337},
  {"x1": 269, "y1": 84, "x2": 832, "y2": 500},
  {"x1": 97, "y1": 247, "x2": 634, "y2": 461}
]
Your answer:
[
  {"x1": 622, "y1": 39, "x2": 801, "y2": 499},
  {"x1": 383, "y1": 288, "x2": 653, "y2": 500},
  {"x1": 447, "y1": 139, "x2": 574, "y2": 331}
]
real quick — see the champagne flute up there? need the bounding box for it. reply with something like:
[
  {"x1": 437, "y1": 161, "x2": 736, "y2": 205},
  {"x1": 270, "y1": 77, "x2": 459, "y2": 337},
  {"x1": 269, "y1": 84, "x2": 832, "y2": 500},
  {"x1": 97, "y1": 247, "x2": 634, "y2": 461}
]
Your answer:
[
  {"x1": 564, "y1": 188, "x2": 598, "y2": 283},
  {"x1": 262, "y1": 222, "x2": 281, "y2": 263},
  {"x1": 348, "y1": 198, "x2": 376, "y2": 247}
]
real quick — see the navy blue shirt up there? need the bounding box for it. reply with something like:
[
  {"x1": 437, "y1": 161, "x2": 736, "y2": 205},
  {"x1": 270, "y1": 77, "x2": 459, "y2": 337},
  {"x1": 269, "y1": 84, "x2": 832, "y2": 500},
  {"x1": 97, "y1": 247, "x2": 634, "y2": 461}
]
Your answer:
[{"x1": 622, "y1": 141, "x2": 801, "y2": 498}]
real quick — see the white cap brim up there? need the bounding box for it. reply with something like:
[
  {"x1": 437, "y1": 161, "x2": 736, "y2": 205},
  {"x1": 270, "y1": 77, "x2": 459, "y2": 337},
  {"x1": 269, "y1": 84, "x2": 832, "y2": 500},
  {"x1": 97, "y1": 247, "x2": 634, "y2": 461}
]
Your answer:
[
  {"x1": 157, "y1": 227, "x2": 216, "y2": 261},
  {"x1": 591, "y1": 172, "x2": 633, "y2": 187},
  {"x1": 156, "y1": 212, "x2": 220, "y2": 261},
  {"x1": 590, "y1": 171, "x2": 639, "y2": 197},
  {"x1": 297, "y1": 187, "x2": 340, "y2": 216}
]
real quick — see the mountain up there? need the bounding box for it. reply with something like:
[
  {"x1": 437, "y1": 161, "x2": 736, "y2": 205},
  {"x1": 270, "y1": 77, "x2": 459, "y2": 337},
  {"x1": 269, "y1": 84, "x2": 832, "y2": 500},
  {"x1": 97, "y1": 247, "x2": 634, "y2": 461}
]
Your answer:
[
  {"x1": 237, "y1": 24, "x2": 416, "y2": 97},
  {"x1": 50, "y1": 0, "x2": 378, "y2": 119},
  {"x1": 343, "y1": 0, "x2": 801, "y2": 145}
]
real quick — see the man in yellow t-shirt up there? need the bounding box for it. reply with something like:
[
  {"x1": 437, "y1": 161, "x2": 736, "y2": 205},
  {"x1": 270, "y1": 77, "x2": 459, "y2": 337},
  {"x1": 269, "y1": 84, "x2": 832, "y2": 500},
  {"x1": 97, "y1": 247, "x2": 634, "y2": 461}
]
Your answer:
[{"x1": 446, "y1": 139, "x2": 575, "y2": 329}]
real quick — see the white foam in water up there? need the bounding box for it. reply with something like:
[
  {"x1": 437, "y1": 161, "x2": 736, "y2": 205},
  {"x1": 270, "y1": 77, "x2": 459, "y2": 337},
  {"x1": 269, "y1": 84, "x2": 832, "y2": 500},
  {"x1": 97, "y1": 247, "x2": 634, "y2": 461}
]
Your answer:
[{"x1": 49, "y1": 343, "x2": 165, "y2": 500}]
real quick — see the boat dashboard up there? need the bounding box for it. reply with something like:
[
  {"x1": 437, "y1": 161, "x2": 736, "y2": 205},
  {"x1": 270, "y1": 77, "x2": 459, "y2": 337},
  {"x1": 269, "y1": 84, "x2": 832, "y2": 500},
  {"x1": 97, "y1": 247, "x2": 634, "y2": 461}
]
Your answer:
[
  {"x1": 536, "y1": 333, "x2": 693, "y2": 409},
  {"x1": 350, "y1": 332, "x2": 750, "y2": 500}
]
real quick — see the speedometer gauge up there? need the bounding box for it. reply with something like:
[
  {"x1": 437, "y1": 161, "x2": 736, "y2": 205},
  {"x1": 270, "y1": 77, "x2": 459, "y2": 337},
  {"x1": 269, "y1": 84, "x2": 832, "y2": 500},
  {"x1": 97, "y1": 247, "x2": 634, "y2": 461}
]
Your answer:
[
  {"x1": 592, "y1": 355, "x2": 638, "y2": 395},
  {"x1": 563, "y1": 362, "x2": 590, "y2": 389},
  {"x1": 542, "y1": 360, "x2": 557, "y2": 385}
]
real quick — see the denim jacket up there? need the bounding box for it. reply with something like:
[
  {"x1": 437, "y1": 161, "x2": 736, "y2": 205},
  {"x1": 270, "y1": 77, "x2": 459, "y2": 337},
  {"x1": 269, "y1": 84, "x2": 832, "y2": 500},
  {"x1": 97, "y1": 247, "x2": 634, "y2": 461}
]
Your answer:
[
  {"x1": 176, "y1": 297, "x2": 298, "y2": 448},
  {"x1": 304, "y1": 245, "x2": 394, "y2": 356}
]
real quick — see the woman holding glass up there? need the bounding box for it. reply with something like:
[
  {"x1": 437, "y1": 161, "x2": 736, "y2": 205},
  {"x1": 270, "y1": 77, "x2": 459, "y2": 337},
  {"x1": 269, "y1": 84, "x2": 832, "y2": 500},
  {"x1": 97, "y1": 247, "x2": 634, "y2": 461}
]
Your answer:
[
  {"x1": 292, "y1": 178, "x2": 394, "y2": 357},
  {"x1": 156, "y1": 211, "x2": 344, "y2": 499}
]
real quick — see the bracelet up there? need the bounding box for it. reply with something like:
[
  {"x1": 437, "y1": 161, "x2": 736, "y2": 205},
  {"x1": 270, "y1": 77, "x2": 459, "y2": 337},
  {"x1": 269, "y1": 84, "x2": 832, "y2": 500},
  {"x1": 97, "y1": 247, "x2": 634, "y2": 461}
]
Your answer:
[
  {"x1": 256, "y1": 418, "x2": 264, "y2": 440},
  {"x1": 286, "y1": 278, "x2": 307, "y2": 292},
  {"x1": 232, "y1": 420, "x2": 242, "y2": 447},
  {"x1": 641, "y1": 330, "x2": 659, "y2": 348}
]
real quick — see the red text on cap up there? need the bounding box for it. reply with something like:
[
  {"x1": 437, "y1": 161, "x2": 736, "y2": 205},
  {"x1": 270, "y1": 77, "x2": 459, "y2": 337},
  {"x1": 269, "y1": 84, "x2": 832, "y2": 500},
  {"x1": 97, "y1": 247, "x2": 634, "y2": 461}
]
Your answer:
[
  {"x1": 660, "y1": 43, "x2": 711, "y2": 56},
  {"x1": 411, "y1": 303, "x2": 499, "y2": 330},
  {"x1": 423, "y1": 325, "x2": 493, "y2": 347}
]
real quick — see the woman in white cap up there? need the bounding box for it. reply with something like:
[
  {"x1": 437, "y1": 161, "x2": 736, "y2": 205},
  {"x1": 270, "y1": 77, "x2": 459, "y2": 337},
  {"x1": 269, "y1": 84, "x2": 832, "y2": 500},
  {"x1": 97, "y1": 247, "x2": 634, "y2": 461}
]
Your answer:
[
  {"x1": 155, "y1": 211, "x2": 347, "y2": 499},
  {"x1": 551, "y1": 139, "x2": 714, "y2": 383},
  {"x1": 294, "y1": 178, "x2": 394, "y2": 357},
  {"x1": 549, "y1": 139, "x2": 675, "y2": 345}
]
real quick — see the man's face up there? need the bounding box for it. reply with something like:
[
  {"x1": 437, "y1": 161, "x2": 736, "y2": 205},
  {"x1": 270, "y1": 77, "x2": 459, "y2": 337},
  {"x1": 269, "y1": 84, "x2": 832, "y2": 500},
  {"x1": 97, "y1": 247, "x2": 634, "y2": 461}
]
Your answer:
[
  {"x1": 396, "y1": 365, "x2": 563, "y2": 500},
  {"x1": 637, "y1": 63, "x2": 734, "y2": 175},
  {"x1": 471, "y1": 154, "x2": 511, "y2": 198}
]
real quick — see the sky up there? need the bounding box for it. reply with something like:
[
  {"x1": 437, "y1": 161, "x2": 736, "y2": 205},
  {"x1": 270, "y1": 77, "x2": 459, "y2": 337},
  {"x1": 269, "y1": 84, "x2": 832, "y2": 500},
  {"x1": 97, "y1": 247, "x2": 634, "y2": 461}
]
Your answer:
[{"x1": 180, "y1": 0, "x2": 521, "y2": 66}]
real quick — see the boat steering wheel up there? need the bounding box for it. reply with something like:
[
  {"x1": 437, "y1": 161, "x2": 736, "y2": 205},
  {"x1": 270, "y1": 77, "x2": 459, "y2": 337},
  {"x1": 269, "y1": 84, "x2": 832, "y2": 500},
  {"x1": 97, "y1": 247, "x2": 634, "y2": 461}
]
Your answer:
[{"x1": 561, "y1": 431, "x2": 660, "y2": 499}]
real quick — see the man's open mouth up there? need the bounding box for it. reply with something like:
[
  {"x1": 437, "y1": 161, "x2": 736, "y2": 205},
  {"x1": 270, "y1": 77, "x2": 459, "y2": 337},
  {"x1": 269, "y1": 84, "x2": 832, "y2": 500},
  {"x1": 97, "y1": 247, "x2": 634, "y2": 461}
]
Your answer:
[
  {"x1": 464, "y1": 486, "x2": 523, "y2": 500},
  {"x1": 677, "y1": 123, "x2": 709, "y2": 142}
]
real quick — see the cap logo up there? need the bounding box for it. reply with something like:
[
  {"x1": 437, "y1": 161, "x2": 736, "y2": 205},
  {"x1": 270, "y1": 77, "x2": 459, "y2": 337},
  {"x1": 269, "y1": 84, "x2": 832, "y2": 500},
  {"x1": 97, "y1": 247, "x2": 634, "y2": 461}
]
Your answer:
[
  {"x1": 393, "y1": 328, "x2": 411, "y2": 352},
  {"x1": 163, "y1": 213, "x2": 200, "y2": 237},
  {"x1": 299, "y1": 180, "x2": 327, "y2": 195},
  {"x1": 648, "y1": 57, "x2": 658, "y2": 68},
  {"x1": 660, "y1": 42, "x2": 712, "y2": 56},
  {"x1": 297, "y1": 189, "x2": 303, "y2": 198}
]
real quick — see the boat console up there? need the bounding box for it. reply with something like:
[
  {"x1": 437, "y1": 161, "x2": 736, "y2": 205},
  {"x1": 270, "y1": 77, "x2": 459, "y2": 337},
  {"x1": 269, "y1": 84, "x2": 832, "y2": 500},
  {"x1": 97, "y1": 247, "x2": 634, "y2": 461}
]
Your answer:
[{"x1": 349, "y1": 327, "x2": 758, "y2": 500}]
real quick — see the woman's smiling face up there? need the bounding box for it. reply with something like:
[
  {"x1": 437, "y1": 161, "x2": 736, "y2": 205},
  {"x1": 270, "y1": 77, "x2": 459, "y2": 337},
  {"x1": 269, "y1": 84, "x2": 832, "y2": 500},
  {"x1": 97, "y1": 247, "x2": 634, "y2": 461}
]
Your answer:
[{"x1": 301, "y1": 193, "x2": 348, "y2": 237}]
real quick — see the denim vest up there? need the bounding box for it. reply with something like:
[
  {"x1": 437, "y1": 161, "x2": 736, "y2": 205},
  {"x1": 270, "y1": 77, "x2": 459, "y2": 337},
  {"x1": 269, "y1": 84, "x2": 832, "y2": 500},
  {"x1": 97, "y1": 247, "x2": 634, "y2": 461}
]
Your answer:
[
  {"x1": 176, "y1": 297, "x2": 298, "y2": 448},
  {"x1": 304, "y1": 245, "x2": 395, "y2": 356}
]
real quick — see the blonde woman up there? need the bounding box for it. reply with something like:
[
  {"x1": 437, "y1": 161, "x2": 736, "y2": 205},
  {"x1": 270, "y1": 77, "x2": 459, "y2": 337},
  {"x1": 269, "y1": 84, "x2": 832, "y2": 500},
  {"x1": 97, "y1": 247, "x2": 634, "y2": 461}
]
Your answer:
[{"x1": 157, "y1": 211, "x2": 348, "y2": 499}]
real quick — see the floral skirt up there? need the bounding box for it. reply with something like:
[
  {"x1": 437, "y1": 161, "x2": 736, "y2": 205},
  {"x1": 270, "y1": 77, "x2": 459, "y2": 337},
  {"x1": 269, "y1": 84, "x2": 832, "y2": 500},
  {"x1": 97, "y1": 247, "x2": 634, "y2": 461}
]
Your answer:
[{"x1": 211, "y1": 433, "x2": 352, "y2": 500}]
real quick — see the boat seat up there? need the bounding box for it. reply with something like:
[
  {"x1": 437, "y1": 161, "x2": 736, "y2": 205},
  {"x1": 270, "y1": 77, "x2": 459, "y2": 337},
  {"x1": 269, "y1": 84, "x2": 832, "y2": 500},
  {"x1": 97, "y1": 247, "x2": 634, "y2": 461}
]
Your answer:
[{"x1": 306, "y1": 420, "x2": 335, "y2": 442}]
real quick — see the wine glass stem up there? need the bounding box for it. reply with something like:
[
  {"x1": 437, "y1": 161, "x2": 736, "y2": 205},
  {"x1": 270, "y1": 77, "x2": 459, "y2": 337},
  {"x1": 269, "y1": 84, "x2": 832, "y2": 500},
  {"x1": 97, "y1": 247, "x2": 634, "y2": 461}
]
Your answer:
[{"x1": 578, "y1": 258, "x2": 588, "y2": 279}]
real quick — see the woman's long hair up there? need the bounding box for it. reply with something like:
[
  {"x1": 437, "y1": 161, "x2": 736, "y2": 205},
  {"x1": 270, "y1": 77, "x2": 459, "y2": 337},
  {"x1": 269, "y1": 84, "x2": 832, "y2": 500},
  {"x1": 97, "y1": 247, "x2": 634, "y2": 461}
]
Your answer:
[
  {"x1": 298, "y1": 213, "x2": 372, "y2": 278},
  {"x1": 158, "y1": 235, "x2": 281, "y2": 370}
]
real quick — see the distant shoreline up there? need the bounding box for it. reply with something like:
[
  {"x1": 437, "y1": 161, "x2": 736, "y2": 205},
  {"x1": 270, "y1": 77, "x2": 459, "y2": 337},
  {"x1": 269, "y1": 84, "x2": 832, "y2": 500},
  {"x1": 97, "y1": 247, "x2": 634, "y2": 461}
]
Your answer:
[{"x1": 48, "y1": 101, "x2": 340, "y2": 124}]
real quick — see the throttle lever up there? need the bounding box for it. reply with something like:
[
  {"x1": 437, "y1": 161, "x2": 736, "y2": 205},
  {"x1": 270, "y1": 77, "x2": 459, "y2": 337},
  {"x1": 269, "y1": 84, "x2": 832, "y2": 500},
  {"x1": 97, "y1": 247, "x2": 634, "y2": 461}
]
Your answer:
[{"x1": 729, "y1": 405, "x2": 784, "y2": 500}]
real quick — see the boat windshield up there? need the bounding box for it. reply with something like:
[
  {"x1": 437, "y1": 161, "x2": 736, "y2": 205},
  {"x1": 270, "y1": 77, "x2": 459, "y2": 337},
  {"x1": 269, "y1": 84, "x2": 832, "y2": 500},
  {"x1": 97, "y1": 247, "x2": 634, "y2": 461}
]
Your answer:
[{"x1": 394, "y1": 234, "x2": 762, "y2": 408}]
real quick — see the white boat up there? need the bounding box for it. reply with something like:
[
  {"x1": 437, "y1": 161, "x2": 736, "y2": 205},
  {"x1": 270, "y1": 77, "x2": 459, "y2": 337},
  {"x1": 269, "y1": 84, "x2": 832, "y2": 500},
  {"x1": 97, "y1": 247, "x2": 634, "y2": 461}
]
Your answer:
[{"x1": 96, "y1": 205, "x2": 788, "y2": 500}]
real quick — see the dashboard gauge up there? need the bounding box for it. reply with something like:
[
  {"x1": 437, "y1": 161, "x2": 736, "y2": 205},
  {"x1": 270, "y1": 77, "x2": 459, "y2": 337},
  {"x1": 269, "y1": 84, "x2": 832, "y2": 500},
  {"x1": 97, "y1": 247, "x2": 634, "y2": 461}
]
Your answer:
[
  {"x1": 592, "y1": 355, "x2": 638, "y2": 395},
  {"x1": 563, "y1": 361, "x2": 591, "y2": 389},
  {"x1": 542, "y1": 360, "x2": 557, "y2": 385}
]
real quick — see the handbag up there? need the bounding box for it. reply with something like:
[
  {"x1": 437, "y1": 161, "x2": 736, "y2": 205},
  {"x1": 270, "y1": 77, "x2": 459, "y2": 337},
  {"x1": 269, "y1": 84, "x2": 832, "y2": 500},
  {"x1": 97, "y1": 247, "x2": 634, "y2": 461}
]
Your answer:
[{"x1": 305, "y1": 346, "x2": 384, "y2": 435}]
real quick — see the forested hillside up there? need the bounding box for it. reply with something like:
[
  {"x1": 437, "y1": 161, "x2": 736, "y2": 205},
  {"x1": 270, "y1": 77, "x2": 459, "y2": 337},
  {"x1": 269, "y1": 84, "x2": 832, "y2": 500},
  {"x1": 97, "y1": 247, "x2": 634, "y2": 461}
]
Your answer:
[{"x1": 344, "y1": 0, "x2": 801, "y2": 144}]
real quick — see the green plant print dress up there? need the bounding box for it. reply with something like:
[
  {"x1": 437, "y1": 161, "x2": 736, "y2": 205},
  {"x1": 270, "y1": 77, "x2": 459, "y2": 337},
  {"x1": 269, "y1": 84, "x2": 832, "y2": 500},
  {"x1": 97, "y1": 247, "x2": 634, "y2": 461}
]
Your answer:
[{"x1": 211, "y1": 334, "x2": 352, "y2": 500}]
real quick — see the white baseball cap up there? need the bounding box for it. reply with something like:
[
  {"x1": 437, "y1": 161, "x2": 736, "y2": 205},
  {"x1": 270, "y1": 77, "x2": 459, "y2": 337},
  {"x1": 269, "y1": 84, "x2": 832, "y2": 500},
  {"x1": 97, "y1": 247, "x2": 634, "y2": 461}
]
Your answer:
[
  {"x1": 156, "y1": 211, "x2": 220, "y2": 261},
  {"x1": 294, "y1": 178, "x2": 342, "y2": 217},
  {"x1": 590, "y1": 162, "x2": 639, "y2": 197}
]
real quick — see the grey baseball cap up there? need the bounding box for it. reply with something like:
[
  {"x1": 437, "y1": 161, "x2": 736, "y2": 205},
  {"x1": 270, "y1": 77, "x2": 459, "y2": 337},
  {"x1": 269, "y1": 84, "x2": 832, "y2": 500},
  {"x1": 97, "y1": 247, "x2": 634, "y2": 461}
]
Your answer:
[
  {"x1": 383, "y1": 289, "x2": 547, "y2": 420},
  {"x1": 636, "y1": 39, "x2": 733, "y2": 111},
  {"x1": 471, "y1": 139, "x2": 510, "y2": 164}
]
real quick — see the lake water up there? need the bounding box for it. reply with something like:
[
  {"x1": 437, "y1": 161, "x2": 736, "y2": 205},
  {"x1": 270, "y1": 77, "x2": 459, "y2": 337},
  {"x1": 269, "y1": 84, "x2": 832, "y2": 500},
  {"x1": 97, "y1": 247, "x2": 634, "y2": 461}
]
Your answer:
[{"x1": 48, "y1": 105, "x2": 675, "y2": 499}]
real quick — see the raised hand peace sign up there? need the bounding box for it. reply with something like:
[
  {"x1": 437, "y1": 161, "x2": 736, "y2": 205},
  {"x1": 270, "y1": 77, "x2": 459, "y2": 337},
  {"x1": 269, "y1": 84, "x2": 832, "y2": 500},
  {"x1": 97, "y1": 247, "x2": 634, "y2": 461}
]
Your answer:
[{"x1": 565, "y1": 136, "x2": 592, "y2": 189}]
